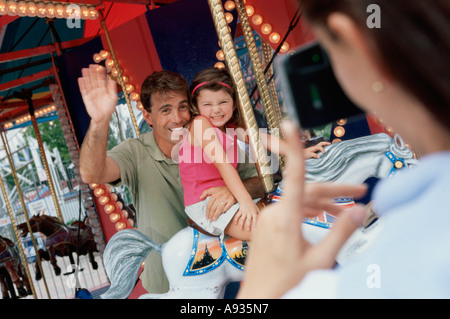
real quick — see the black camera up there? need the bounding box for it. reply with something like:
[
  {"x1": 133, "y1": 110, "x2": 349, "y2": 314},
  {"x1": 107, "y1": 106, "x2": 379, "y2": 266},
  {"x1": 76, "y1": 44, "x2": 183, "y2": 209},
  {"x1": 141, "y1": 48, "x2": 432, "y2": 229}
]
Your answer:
[{"x1": 276, "y1": 42, "x2": 364, "y2": 129}]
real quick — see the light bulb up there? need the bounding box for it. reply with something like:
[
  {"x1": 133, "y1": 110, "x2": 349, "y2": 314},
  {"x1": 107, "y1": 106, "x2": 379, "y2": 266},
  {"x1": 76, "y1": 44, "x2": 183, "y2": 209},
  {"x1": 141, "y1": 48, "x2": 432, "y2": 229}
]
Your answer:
[
  {"x1": 6, "y1": 0, "x2": 18, "y2": 16},
  {"x1": 115, "y1": 221, "x2": 126, "y2": 231},
  {"x1": 130, "y1": 92, "x2": 140, "y2": 101},
  {"x1": 125, "y1": 84, "x2": 135, "y2": 93},
  {"x1": 17, "y1": 1, "x2": 27, "y2": 16},
  {"x1": 45, "y1": 3, "x2": 56, "y2": 18},
  {"x1": 99, "y1": 195, "x2": 110, "y2": 205},
  {"x1": 93, "y1": 53, "x2": 102, "y2": 63},
  {"x1": 99, "y1": 50, "x2": 110, "y2": 59},
  {"x1": 105, "y1": 58, "x2": 114, "y2": 69},
  {"x1": 104, "y1": 204, "x2": 116, "y2": 214},
  {"x1": 0, "y1": 0, "x2": 7, "y2": 15},
  {"x1": 26, "y1": 2, "x2": 37, "y2": 17},
  {"x1": 333, "y1": 126, "x2": 345, "y2": 138},
  {"x1": 246, "y1": 5, "x2": 254, "y2": 17},
  {"x1": 121, "y1": 75, "x2": 129, "y2": 84},
  {"x1": 269, "y1": 32, "x2": 281, "y2": 43},
  {"x1": 261, "y1": 23, "x2": 272, "y2": 35},
  {"x1": 80, "y1": 5, "x2": 89, "y2": 19},
  {"x1": 214, "y1": 62, "x2": 225, "y2": 69},
  {"x1": 252, "y1": 14, "x2": 263, "y2": 26},
  {"x1": 111, "y1": 67, "x2": 123, "y2": 78},
  {"x1": 109, "y1": 213, "x2": 121, "y2": 223},
  {"x1": 216, "y1": 50, "x2": 224, "y2": 61},
  {"x1": 280, "y1": 42, "x2": 290, "y2": 53},
  {"x1": 55, "y1": 3, "x2": 65, "y2": 18},
  {"x1": 225, "y1": 12, "x2": 233, "y2": 23},
  {"x1": 88, "y1": 6, "x2": 98, "y2": 19},
  {"x1": 224, "y1": 0, "x2": 235, "y2": 11},
  {"x1": 93, "y1": 188, "x2": 105, "y2": 197}
]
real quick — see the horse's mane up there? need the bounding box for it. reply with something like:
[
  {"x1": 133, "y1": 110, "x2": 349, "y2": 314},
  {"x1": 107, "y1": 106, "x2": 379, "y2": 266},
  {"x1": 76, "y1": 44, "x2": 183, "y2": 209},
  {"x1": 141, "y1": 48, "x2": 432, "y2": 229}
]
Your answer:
[
  {"x1": 305, "y1": 133, "x2": 412, "y2": 182},
  {"x1": 33, "y1": 214, "x2": 66, "y2": 227}
]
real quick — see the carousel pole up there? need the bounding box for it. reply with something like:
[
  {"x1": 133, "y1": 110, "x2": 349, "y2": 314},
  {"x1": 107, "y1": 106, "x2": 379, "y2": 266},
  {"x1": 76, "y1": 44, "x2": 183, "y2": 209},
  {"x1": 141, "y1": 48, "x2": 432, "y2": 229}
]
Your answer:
[
  {"x1": 0, "y1": 129, "x2": 50, "y2": 299},
  {"x1": 208, "y1": 0, "x2": 274, "y2": 193},
  {"x1": 23, "y1": 93, "x2": 65, "y2": 224},
  {"x1": 234, "y1": 0, "x2": 285, "y2": 172},
  {"x1": 261, "y1": 39, "x2": 284, "y2": 136},
  {"x1": 98, "y1": 9, "x2": 140, "y2": 138},
  {"x1": 260, "y1": 38, "x2": 285, "y2": 172}
]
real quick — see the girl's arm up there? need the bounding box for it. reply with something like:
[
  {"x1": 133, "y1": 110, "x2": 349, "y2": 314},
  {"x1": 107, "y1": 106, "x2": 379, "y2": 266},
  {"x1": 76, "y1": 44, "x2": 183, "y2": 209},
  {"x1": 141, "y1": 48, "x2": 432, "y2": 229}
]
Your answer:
[
  {"x1": 233, "y1": 127, "x2": 329, "y2": 158},
  {"x1": 233, "y1": 127, "x2": 287, "y2": 156}
]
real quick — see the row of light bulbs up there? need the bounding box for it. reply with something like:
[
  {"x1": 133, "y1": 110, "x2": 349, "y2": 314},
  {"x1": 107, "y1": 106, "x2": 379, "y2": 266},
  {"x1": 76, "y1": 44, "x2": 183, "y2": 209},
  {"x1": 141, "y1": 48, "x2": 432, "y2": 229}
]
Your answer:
[
  {"x1": 93, "y1": 50, "x2": 144, "y2": 111},
  {"x1": 90, "y1": 183, "x2": 131, "y2": 232},
  {"x1": 2, "y1": 104, "x2": 57, "y2": 129},
  {"x1": 214, "y1": 0, "x2": 290, "y2": 70},
  {"x1": 244, "y1": 2, "x2": 290, "y2": 52},
  {"x1": 0, "y1": 0, "x2": 99, "y2": 20},
  {"x1": 213, "y1": 0, "x2": 236, "y2": 69}
]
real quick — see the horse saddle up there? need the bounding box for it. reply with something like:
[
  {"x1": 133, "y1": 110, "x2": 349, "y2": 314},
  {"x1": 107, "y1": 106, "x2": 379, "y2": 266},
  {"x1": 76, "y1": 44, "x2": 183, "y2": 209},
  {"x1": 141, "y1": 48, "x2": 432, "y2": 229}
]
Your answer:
[
  {"x1": 183, "y1": 228, "x2": 248, "y2": 276},
  {"x1": 45, "y1": 224, "x2": 93, "y2": 248}
]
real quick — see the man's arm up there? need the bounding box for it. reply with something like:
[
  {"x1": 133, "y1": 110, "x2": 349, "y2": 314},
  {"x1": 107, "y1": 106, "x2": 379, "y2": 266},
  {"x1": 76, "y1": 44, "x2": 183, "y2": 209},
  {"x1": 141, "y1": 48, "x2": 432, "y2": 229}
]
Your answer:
[
  {"x1": 80, "y1": 121, "x2": 121, "y2": 184},
  {"x1": 78, "y1": 65, "x2": 121, "y2": 184}
]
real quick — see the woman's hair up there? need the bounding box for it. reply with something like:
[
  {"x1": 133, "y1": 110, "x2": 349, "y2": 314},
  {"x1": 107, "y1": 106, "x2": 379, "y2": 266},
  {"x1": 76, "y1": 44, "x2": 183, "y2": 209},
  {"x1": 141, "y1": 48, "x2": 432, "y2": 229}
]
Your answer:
[
  {"x1": 140, "y1": 70, "x2": 189, "y2": 113},
  {"x1": 190, "y1": 67, "x2": 243, "y2": 127},
  {"x1": 301, "y1": 0, "x2": 450, "y2": 130}
]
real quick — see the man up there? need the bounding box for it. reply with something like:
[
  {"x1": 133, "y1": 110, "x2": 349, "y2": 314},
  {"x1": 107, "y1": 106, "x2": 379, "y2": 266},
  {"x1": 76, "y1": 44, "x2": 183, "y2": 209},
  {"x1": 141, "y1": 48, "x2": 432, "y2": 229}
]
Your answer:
[{"x1": 78, "y1": 65, "x2": 263, "y2": 294}]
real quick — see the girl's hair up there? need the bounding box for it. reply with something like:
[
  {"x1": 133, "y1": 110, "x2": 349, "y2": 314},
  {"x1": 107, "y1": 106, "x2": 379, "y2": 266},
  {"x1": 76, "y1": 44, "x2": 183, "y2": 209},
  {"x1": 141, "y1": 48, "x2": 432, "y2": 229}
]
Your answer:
[
  {"x1": 301, "y1": 0, "x2": 450, "y2": 130},
  {"x1": 140, "y1": 70, "x2": 190, "y2": 113},
  {"x1": 190, "y1": 67, "x2": 243, "y2": 127}
]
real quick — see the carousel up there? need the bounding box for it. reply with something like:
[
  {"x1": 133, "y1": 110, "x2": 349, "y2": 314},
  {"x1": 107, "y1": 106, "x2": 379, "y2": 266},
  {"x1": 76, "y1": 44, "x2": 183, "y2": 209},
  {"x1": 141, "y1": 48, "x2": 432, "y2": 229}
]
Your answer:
[{"x1": 0, "y1": 0, "x2": 418, "y2": 299}]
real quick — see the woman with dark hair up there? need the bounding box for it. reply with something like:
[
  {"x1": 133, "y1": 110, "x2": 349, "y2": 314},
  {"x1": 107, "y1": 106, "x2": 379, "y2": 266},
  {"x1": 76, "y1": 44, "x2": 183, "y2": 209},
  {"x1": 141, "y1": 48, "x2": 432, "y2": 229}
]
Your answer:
[{"x1": 238, "y1": 0, "x2": 450, "y2": 298}]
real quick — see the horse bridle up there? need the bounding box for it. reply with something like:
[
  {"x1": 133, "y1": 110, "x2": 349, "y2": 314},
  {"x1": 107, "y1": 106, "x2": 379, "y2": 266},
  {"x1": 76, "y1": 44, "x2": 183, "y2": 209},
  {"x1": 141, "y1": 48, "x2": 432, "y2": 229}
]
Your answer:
[{"x1": 384, "y1": 151, "x2": 406, "y2": 176}]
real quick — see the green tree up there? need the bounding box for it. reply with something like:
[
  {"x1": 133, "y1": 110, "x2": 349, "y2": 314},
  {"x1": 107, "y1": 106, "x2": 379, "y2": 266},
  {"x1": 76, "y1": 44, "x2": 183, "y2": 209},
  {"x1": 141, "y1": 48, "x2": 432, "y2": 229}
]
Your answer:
[{"x1": 23, "y1": 119, "x2": 71, "y2": 163}]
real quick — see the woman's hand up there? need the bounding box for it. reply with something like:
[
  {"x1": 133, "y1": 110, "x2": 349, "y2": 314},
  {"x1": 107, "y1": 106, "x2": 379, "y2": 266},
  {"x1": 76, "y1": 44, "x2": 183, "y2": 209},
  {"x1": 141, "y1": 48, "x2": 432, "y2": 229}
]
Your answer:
[{"x1": 237, "y1": 121, "x2": 367, "y2": 299}]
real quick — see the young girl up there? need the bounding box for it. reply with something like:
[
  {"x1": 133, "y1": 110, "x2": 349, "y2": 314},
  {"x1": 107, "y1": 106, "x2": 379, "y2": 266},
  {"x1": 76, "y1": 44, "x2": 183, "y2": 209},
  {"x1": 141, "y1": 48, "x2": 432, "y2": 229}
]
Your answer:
[{"x1": 179, "y1": 67, "x2": 285, "y2": 241}]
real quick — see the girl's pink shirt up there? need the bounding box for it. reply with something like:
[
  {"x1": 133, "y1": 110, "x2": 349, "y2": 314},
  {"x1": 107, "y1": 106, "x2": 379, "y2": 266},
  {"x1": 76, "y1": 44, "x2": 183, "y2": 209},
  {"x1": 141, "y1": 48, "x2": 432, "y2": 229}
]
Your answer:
[{"x1": 179, "y1": 115, "x2": 238, "y2": 206}]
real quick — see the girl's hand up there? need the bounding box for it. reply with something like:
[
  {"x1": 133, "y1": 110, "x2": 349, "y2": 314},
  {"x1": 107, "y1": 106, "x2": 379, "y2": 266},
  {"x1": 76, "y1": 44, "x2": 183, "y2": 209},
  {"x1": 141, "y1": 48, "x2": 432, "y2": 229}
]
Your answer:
[
  {"x1": 234, "y1": 199, "x2": 260, "y2": 231},
  {"x1": 303, "y1": 141, "x2": 331, "y2": 159}
]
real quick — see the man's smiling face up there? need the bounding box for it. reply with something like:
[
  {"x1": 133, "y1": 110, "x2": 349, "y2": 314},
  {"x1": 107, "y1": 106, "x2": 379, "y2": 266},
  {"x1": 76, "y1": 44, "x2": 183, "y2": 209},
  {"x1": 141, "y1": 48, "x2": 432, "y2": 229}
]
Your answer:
[{"x1": 143, "y1": 91, "x2": 191, "y2": 157}]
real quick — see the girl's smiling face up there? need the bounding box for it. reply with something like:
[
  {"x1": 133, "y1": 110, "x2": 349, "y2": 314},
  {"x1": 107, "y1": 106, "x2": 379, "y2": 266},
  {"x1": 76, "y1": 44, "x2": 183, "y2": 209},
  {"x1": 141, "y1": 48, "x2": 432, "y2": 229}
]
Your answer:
[{"x1": 196, "y1": 88, "x2": 236, "y2": 130}]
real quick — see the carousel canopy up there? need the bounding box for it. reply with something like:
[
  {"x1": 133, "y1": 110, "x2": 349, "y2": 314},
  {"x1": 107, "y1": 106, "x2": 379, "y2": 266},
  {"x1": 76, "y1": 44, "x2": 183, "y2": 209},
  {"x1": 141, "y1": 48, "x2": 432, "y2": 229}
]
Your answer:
[{"x1": 0, "y1": 0, "x2": 312, "y2": 143}]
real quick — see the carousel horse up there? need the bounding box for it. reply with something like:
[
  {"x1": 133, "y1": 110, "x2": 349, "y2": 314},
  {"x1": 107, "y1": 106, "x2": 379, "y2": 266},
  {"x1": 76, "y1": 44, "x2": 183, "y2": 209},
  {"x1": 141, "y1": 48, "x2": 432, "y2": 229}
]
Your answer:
[
  {"x1": 0, "y1": 236, "x2": 32, "y2": 298},
  {"x1": 101, "y1": 133, "x2": 418, "y2": 299},
  {"x1": 18, "y1": 214, "x2": 98, "y2": 280}
]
